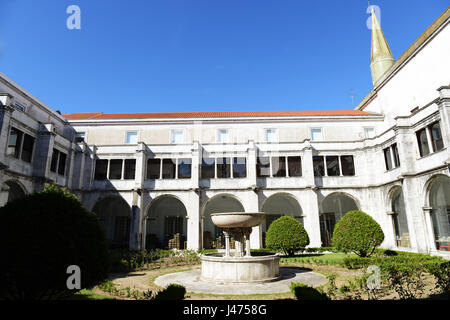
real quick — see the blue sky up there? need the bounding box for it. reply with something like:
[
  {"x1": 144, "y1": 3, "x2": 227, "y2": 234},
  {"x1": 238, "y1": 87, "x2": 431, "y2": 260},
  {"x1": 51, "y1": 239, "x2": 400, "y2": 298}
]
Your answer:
[{"x1": 0, "y1": 0, "x2": 448, "y2": 114}]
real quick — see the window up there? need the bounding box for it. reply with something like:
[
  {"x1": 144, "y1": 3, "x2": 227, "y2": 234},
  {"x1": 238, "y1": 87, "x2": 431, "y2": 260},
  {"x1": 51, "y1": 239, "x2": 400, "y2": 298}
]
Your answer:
[
  {"x1": 341, "y1": 155, "x2": 355, "y2": 176},
  {"x1": 75, "y1": 132, "x2": 85, "y2": 143},
  {"x1": 364, "y1": 127, "x2": 375, "y2": 138},
  {"x1": 124, "y1": 159, "x2": 136, "y2": 180},
  {"x1": 7, "y1": 128, "x2": 23, "y2": 158},
  {"x1": 109, "y1": 159, "x2": 123, "y2": 179},
  {"x1": 384, "y1": 144, "x2": 400, "y2": 170},
  {"x1": 256, "y1": 157, "x2": 270, "y2": 178},
  {"x1": 384, "y1": 147, "x2": 393, "y2": 171},
  {"x1": 6, "y1": 128, "x2": 35, "y2": 163},
  {"x1": 233, "y1": 157, "x2": 247, "y2": 178},
  {"x1": 201, "y1": 157, "x2": 215, "y2": 179},
  {"x1": 313, "y1": 156, "x2": 325, "y2": 177},
  {"x1": 147, "y1": 159, "x2": 161, "y2": 179},
  {"x1": 416, "y1": 121, "x2": 445, "y2": 157},
  {"x1": 287, "y1": 156, "x2": 302, "y2": 177},
  {"x1": 326, "y1": 156, "x2": 340, "y2": 176},
  {"x1": 126, "y1": 131, "x2": 138, "y2": 144},
  {"x1": 162, "y1": 159, "x2": 176, "y2": 179},
  {"x1": 50, "y1": 149, "x2": 59, "y2": 172},
  {"x1": 57, "y1": 152, "x2": 67, "y2": 176},
  {"x1": 217, "y1": 157, "x2": 231, "y2": 178},
  {"x1": 430, "y1": 122, "x2": 444, "y2": 152},
  {"x1": 392, "y1": 144, "x2": 401, "y2": 168},
  {"x1": 177, "y1": 158, "x2": 192, "y2": 179},
  {"x1": 217, "y1": 129, "x2": 229, "y2": 143},
  {"x1": 165, "y1": 217, "x2": 183, "y2": 238},
  {"x1": 94, "y1": 160, "x2": 108, "y2": 180},
  {"x1": 171, "y1": 130, "x2": 184, "y2": 144},
  {"x1": 49, "y1": 149, "x2": 67, "y2": 176},
  {"x1": 311, "y1": 128, "x2": 323, "y2": 141},
  {"x1": 416, "y1": 128, "x2": 430, "y2": 157},
  {"x1": 272, "y1": 157, "x2": 286, "y2": 177},
  {"x1": 265, "y1": 129, "x2": 277, "y2": 143},
  {"x1": 14, "y1": 103, "x2": 25, "y2": 112}
]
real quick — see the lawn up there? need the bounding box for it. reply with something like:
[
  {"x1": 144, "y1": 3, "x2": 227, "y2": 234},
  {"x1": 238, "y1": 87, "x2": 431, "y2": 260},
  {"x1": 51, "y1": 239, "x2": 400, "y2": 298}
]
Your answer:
[{"x1": 280, "y1": 253, "x2": 351, "y2": 266}]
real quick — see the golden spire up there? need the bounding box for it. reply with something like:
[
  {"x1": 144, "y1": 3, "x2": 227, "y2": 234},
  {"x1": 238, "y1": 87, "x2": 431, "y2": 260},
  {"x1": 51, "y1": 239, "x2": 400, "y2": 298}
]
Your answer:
[{"x1": 370, "y1": 6, "x2": 395, "y2": 86}]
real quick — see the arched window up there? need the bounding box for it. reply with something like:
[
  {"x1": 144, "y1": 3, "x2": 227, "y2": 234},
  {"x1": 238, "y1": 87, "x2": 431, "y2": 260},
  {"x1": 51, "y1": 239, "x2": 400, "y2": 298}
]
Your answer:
[
  {"x1": 319, "y1": 193, "x2": 359, "y2": 247},
  {"x1": 92, "y1": 197, "x2": 131, "y2": 249},
  {"x1": 429, "y1": 176, "x2": 450, "y2": 251},
  {"x1": 146, "y1": 195, "x2": 187, "y2": 249},
  {"x1": 261, "y1": 193, "x2": 303, "y2": 247},
  {"x1": 391, "y1": 188, "x2": 410, "y2": 247},
  {"x1": 202, "y1": 194, "x2": 244, "y2": 249}
]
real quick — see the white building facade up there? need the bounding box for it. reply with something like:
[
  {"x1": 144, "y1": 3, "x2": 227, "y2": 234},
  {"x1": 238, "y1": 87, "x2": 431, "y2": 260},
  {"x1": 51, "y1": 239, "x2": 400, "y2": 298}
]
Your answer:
[{"x1": 1, "y1": 8, "x2": 449, "y2": 257}]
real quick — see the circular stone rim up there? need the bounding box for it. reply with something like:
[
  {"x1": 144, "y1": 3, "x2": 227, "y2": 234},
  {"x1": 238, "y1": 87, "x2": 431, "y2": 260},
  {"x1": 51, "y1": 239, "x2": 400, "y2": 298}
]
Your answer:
[
  {"x1": 199, "y1": 274, "x2": 282, "y2": 284},
  {"x1": 201, "y1": 252, "x2": 279, "y2": 262},
  {"x1": 209, "y1": 212, "x2": 266, "y2": 217}
]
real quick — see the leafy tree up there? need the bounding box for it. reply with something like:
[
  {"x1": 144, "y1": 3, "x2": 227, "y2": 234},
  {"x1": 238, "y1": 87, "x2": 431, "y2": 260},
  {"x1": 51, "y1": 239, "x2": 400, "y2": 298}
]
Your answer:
[{"x1": 0, "y1": 184, "x2": 110, "y2": 300}]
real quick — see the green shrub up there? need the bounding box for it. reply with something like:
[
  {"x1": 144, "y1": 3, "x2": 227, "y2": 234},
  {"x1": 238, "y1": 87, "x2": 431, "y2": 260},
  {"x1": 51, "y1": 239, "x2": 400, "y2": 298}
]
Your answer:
[
  {"x1": 0, "y1": 184, "x2": 110, "y2": 300},
  {"x1": 380, "y1": 260, "x2": 428, "y2": 299},
  {"x1": 426, "y1": 260, "x2": 450, "y2": 298},
  {"x1": 290, "y1": 282, "x2": 329, "y2": 300},
  {"x1": 265, "y1": 216, "x2": 310, "y2": 256},
  {"x1": 332, "y1": 210, "x2": 384, "y2": 257},
  {"x1": 153, "y1": 284, "x2": 186, "y2": 300}
]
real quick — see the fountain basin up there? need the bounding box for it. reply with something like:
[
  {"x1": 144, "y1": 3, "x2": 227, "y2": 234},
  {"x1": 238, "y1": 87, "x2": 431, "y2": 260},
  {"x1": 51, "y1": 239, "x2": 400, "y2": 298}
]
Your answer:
[
  {"x1": 210, "y1": 212, "x2": 266, "y2": 228},
  {"x1": 200, "y1": 252, "x2": 280, "y2": 283}
]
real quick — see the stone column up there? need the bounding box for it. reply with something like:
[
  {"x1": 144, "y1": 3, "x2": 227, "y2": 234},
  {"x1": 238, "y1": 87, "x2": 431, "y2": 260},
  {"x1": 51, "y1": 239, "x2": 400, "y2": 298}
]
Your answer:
[
  {"x1": 187, "y1": 190, "x2": 201, "y2": 250},
  {"x1": 422, "y1": 206, "x2": 436, "y2": 253},
  {"x1": 32, "y1": 124, "x2": 56, "y2": 181},
  {"x1": 302, "y1": 140, "x2": 321, "y2": 247},
  {"x1": 437, "y1": 85, "x2": 450, "y2": 148},
  {"x1": 386, "y1": 211, "x2": 398, "y2": 248},
  {"x1": 132, "y1": 142, "x2": 146, "y2": 250},
  {"x1": 244, "y1": 228, "x2": 252, "y2": 257},
  {"x1": 0, "y1": 101, "x2": 14, "y2": 165},
  {"x1": 223, "y1": 230, "x2": 231, "y2": 257},
  {"x1": 186, "y1": 141, "x2": 201, "y2": 250}
]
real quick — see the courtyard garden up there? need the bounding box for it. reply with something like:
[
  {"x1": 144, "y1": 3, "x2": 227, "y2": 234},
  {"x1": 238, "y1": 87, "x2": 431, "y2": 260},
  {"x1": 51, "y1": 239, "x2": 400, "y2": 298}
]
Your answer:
[
  {"x1": 82, "y1": 247, "x2": 449, "y2": 301},
  {"x1": 1, "y1": 185, "x2": 448, "y2": 301}
]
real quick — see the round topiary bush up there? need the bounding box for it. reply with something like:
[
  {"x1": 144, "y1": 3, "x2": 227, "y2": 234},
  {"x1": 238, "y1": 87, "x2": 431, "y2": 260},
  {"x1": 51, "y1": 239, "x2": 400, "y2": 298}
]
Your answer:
[
  {"x1": 332, "y1": 210, "x2": 384, "y2": 257},
  {"x1": 0, "y1": 184, "x2": 110, "y2": 300},
  {"x1": 265, "y1": 216, "x2": 310, "y2": 256}
]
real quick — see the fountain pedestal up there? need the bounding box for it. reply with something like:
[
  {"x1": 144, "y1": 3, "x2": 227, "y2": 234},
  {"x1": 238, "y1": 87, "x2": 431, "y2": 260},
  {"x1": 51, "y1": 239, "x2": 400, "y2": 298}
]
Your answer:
[{"x1": 200, "y1": 212, "x2": 280, "y2": 283}]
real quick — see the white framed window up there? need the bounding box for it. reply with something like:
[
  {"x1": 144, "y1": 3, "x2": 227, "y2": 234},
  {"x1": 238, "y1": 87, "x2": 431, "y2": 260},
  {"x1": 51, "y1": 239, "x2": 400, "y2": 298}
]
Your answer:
[
  {"x1": 217, "y1": 129, "x2": 229, "y2": 143},
  {"x1": 265, "y1": 129, "x2": 278, "y2": 143},
  {"x1": 126, "y1": 131, "x2": 138, "y2": 144},
  {"x1": 171, "y1": 129, "x2": 184, "y2": 144},
  {"x1": 311, "y1": 128, "x2": 323, "y2": 141},
  {"x1": 14, "y1": 103, "x2": 25, "y2": 112},
  {"x1": 364, "y1": 127, "x2": 375, "y2": 139}
]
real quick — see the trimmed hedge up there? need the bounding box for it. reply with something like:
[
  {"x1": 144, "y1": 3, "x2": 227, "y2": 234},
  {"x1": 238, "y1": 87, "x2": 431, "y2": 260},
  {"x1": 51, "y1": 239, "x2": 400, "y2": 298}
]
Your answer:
[
  {"x1": 332, "y1": 210, "x2": 384, "y2": 257},
  {"x1": 290, "y1": 282, "x2": 329, "y2": 300},
  {"x1": 265, "y1": 216, "x2": 310, "y2": 256},
  {"x1": 0, "y1": 184, "x2": 110, "y2": 300}
]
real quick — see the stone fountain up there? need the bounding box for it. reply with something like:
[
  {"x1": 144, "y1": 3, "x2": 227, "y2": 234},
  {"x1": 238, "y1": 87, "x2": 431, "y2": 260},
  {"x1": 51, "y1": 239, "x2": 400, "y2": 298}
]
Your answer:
[{"x1": 200, "y1": 212, "x2": 280, "y2": 283}]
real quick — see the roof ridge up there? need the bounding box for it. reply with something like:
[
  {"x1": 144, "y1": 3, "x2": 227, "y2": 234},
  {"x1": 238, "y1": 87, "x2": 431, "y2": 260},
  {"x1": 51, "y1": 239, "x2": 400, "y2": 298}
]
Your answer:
[{"x1": 62, "y1": 109, "x2": 377, "y2": 120}]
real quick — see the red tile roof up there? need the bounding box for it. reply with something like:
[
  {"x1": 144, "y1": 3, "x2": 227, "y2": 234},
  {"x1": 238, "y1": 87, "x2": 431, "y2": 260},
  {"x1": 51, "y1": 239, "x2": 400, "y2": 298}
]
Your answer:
[{"x1": 62, "y1": 110, "x2": 376, "y2": 120}]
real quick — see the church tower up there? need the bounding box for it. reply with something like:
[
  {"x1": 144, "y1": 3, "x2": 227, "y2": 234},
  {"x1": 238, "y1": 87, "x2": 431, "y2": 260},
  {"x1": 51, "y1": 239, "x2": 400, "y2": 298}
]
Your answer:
[{"x1": 370, "y1": 7, "x2": 395, "y2": 85}]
